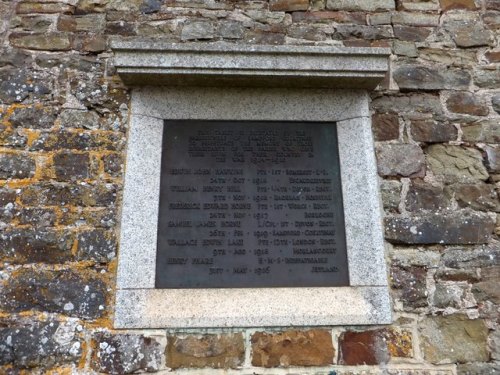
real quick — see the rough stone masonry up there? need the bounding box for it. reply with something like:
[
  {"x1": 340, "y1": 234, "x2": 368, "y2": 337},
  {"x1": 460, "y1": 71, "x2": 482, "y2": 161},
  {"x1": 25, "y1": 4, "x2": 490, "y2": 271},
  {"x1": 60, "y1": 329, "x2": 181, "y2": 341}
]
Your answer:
[{"x1": 0, "y1": 0, "x2": 499, "y2": 374}]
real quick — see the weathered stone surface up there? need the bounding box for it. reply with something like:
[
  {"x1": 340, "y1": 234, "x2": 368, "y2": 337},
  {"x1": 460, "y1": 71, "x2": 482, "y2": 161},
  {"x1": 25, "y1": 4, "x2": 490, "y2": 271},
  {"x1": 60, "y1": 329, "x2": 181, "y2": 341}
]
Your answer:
[
  {"x1": 336, "y1": 25, "x2": 393, "y2": 40},
  {"x1": 451, "y1": 183, "x2": 500, "y2": 212},
  {"x1": 432, "y1": 283, "x2": 469, "y2": 309},
  {"x1": 105, "y1": 21, "x2": 136, "y2": 36},
  {"x1": 440, "y1": 0, "x2": 478, "y2": 10},
  {"x1": 376, "y1": 144, "x2": 425, "y2": 177},
  {"x1": 181, "y1": 21, "x2": 215, "y2": 41},
  {"x1": 102, "y1": 153, "x2": 123, "y2": 177},
  {"x1": 427, "y1": 144, "x2": 489, "y2": 183},
  {"x1": 0, "y1": 318, "x2": 82, "y2": 369},
  {"x1": 0, "y1": 69, "x2": 52, "y2": 103},
  {"x1": 393, "y1": 40, "x2": 418, "y2": 57},
  {"x1": 15, "y1": 207, "x2": 57, "y2": 227},
  {"x1": 54, "y1": 152, "x2": 90, "y2": 181},
  {"x1": 420, "y1": 315, "x2": 489, "y2": 363},
  {"x1": 490, "y1": 329, "x2": 500, "y2": 360},
  {"x1": 219, "y1": 21, "x2": 245, "y2": 39},
  {"x1": 435, "y1": 268, "x2": 480, "y2": 282},
  {"x1": 270, "y1": 0, "x2": 309, "y2": 11},
  {"x1": 442, "y1": 243, "x2": 500, "y2": 269},
  {"x1": 444, "y1": 18, "x2": 494, "y2": 47},
  {"x1": 251, "y1": 330, "x2": 334, "y2": 367},
  {"x1": 472, "y1": 266, "x2": 500, "y2": 304},
  {"x1": 20, "y1": 182, "x2": 117, "y2": 207},
  {"x1": 458, "y1": 363, "x2": 500, "y2": 375},
  {"x1": 30, "y1": 130, "x2": 124, "y2": 151},
  {"x1": 392, "y1": 12, "x2": 440, "y2": 26},
  {"x1": 0, "y1": 153, "x2": 35, "y2": 179},
  {"x1": 385, "y1": 211, "x2": 494, "y2": 245},
  {"x1": 380, "y1": 179, "x2": 401, "y2": 212},
  {"x1": 391, "y1": 266, "x2": 428, "y2": 309},
  {"x1": 338, "y1": 328, "x2": 412, "y2": 365},
  {"x1": 326, "y1": 0, "x2": 395, "y2": 11},
  {"x1": 0, "y1": 269, "x2": 107, "y2": 319},
  {"x1": 484, "y1": 145, "x2": 500, "y2": 173},
  {"x1": 410, "y1": 119, "x2": 457, "y2": 143},
  {"x1": 167, "y1": 333, "x2": 244, "y2": 369},
  {"x1": 10, "y1": 33, "x2": 72, "y2": 51},
  {"x1": 8, "y1": 105, "x2": 56, "y2": 129},
  {"x1": 91, "y1": 333, "x2": 162, "y2": 374},
  {"x1": 141, "y1": 0, "x2": 161, "y2": 14},
  {"x1": 372, "y1": 93, "x2": 443, "y2": 116},
  {"x1": 394, "y1": 25, "x2": 432, "y2": 41},
  {"x1": 486, "y1": 0, "x2": 500, "y2": 10},
  {"x1": 393, "y1": 65, "x2": 471, "y2": 91},
  {"x1": 462, "y1": 120, "x2": 500, "y2": 143},
  {"x1": 492, "y1": 94, "x2": 500, "y2": 114},
  {"x1": 372, "y1": 113, "x2": 399, "y2": 141},
  {"x1": 58, "y1": 109, "x2": 100, "y2": 130},
  {"x1": 77, "y1": 229, "x2": 116, "y2": 262},
  {"x1": 405, "y1": 181, "x2": 450, "y2": 212},
  {"x1": 474, "y1": 68, "x2": 500, "y2": 89},
  {"x1": 446, "y1": 92, "x2": 489, "y2": 116},
  {"x1": 57, "y1": 14, "x2": 106, "y2": 32},
  {"x1": 419, "y1": 48, "x2": 477, "y2": 67},
  {"x1": 16, "y1": 2, "x2": 74, "y2": 14}
]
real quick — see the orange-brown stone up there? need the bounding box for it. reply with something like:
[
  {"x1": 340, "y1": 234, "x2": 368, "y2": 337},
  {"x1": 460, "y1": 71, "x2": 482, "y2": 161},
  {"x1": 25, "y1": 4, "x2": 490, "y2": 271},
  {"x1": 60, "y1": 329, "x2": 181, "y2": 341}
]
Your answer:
[
  {"x1": 270, "y1": 0, "x2": 309, "y2": 11},
  {"x1": 251, "y1": 330, "x2": 334, "y2": 367},
  {"x1": 166, "y1": 333, "x2": 244, "y2": 369},
  {"x1": 440, "y1": 0, "x2": 478, "y2": 11},
  {"x1": 338, "y1": 328, "x2": 413, "y2": 365}
]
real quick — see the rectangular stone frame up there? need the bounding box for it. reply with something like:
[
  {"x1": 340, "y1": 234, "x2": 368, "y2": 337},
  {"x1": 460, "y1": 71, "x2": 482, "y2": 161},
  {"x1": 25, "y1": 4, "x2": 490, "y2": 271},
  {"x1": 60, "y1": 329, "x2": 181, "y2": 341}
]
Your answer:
[{"x1": 115, "y1": 86, "x2": 391, "y2": 328}]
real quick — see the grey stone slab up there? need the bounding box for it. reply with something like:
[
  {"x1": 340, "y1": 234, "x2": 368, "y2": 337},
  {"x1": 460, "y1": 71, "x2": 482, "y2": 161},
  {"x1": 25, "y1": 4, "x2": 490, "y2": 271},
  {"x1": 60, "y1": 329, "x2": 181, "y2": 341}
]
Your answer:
[
  {"x1": 115, "y1": 286, "x2": 391, "y2": 328},
  {"x1": 117, "y1": 115, "x2": 163, "y2": 289},
  {"x1": 131, "y1": 87, "x2": 369, "y2": 122},
  {"x1": 110, "y1": 40, "x2": 390, "y2": 89},
  {"x1": 338, "y1": 117, "x2": 388, "y2": 286}
]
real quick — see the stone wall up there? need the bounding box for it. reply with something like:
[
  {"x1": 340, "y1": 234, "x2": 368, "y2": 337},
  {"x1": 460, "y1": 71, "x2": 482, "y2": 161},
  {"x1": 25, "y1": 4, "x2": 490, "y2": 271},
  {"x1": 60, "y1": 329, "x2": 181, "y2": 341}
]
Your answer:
[{"x1": 0, "y1": 0, "x2": 498, "y2": 374}]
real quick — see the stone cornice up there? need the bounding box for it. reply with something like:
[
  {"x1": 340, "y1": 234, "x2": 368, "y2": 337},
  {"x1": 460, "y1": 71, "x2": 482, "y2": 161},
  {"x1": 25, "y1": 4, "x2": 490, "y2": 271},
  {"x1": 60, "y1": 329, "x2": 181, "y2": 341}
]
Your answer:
[{"x1": 110, "y1": 39, "x2": 390, "y2": 89}]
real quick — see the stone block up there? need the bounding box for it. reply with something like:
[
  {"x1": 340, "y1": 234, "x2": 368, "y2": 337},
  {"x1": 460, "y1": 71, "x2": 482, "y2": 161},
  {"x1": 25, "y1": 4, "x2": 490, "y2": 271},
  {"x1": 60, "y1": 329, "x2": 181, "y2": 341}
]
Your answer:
[
  {"x1": 338, "y1": 328, "x2": 412, "y2": 365},
  {"x1": 458, "y1": 363, "x2": 500, "y2": 375},
  {"x1": 376, "y1": 144, "x2": 425, "y2": 177},
  {"x1": 462, "y1": 120, "x2": 500, "y2": 143},
  {"x1": 58, "y1": 109, "x2": 100, "y2": 130},
  {"x1": 270, "y1": 0, "x2": 309, "y2": 11},
  {"x1": 91, "y1": 333, "x2": 162, "y2": 374},
  {"x1": 251, "y1": 330, "x2": 334, "y2": 367},
  {"x1": 16, "y1": 207, "x2": 57, "y2": 227},
  {"x1": 474, "y1": 67, "x2": 500, "y2": 88},
  {"x1": 103, "y1": 153, "x2": 123, "y2": 177},
  {"x1": 380, "y1": 179, "x2": 401, "y2": 212},
  {"x1": 446, "y1": 92, "x2": 488, "y2": 116},
  {"x1": 444, "y1": 18, "x2": 494, "y2": 47},
  {"x1": 432, "y1": 283, "x2": 468, "y2": 309},
  {"x1": 372, "y1": 113, "x2": 399, "y2": 141},
  {"x1": 451, "y1": 183, "x2": 500, "y2": 212},
  {"x1": 53, "y1": 152, "x2": 90, "y2": 181},
  {"x1": 8, "y1": 105, "x2": 56, "y2": 129},
  {"x1": 30, "y1": 130, "x2": 124, "y2": 151},
  {"x1": 492, "y1": 94, "x2": 500, "y2": 114},
  {"x1": 472, "y1": 266, "x2": 500, "y2": 304},
  {"x1": 336, "y1": 25, "x2": 393, "y2": 40},
  {"x1": 442, "y1": 244, "x2": 499, "y2": 269},
  {"x1": 16, "y1": 2, "x2": 74, "y2": 14},
  {"x1": 57, "y1": 14, "x2": 106, "y2": 32},
  {"x1": 181, "y1": 21, "x2": 215, "y2": 41},
  {"x1": 484, "y1": 145, "x2": 500, "y2": 173},
  {"x1": 486, "y1": 0, "x2": 500, "y2": 10},
  {"x1": 20, "y1": 182, "x2": 118, "y2": 207},
  {"x1": 391, "y1": 266, "x2": 428, "y2": 309},
  {"x1": 105, "y1": 21, "x2": 136, "y2": 36},
  {"x1": 427, "y1": 144, "x2": 489, "y2": 183},
  {"x1": 0, "y1": 318, "x2": 82, "y2": 369},
  {"x1": 393, "y1": 65, "x2": 471, "y2": 91},
  {"x1": 0, "y1": 269, "x2": 107, "y2": 319},
  {"x1": 410, "y1": 119, "x2": 457, "y2": 143},
  {"x1": 405, "y1": 181, "x2": 450, "y2": 212},
  {"x1": 167, "y1": 333, "x2": 244, "y2": 369},
  {"x1": 392, "y1": 12, "x2": 440, "y2": 26},
  {"x1": 440, "y1": 0, "x2": 478, "y2": 11},
  {"x1": 394, "y1": 25, "x2": 432, "y2": 41},
  {"x1": 0, "y1": 228, "x2": 73, "y2": 263},
  {"x1": 371, "y1": 93, "x2": 443, "y2": 116},
  {"x1": 385, "y1": 211, "x2": 494, "y2": 245},
  {"x1": 0, "y1": 153, "x2": 35, "y2": 179},
  {"x1": 420, "y1": 315, "x2": 489, "y2": 363},
  {"x1": 10, "y1": 32, "x2": 71, "y2": 51},
  {"x1": 77, "y1": 229, "x2": 117, "y2": 262},
  {"x1": 326, "y1": 0, "x2": 395, "y2": 11}
]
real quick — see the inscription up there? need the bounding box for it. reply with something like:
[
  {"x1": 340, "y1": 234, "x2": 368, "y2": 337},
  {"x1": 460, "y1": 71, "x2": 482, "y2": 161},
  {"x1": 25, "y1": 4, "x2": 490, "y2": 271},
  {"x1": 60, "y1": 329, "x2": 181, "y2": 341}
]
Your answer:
[{"x1": 155, "y1": 121, "x2": 349, "y2": 288}]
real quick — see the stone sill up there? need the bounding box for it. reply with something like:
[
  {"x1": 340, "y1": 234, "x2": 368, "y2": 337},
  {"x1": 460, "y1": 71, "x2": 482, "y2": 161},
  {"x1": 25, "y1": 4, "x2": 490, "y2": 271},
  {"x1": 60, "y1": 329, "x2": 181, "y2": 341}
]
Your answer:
[{"x1": 110, "y1": 39, "x2": 390, "y2": 89}]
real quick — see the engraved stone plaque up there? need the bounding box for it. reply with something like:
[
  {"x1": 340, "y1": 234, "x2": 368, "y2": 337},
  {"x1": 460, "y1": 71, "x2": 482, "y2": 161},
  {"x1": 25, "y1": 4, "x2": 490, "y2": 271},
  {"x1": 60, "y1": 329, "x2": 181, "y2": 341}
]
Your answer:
[{"x1": 155, "y1": 121, "x2": 349, "y2": 288}]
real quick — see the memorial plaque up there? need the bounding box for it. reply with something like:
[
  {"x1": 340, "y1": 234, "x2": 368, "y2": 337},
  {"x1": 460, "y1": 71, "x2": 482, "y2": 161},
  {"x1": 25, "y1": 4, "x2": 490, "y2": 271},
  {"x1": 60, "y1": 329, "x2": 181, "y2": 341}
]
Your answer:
[{"x1": 155, "y1": 120, "x2": 349, "y2": 288}]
